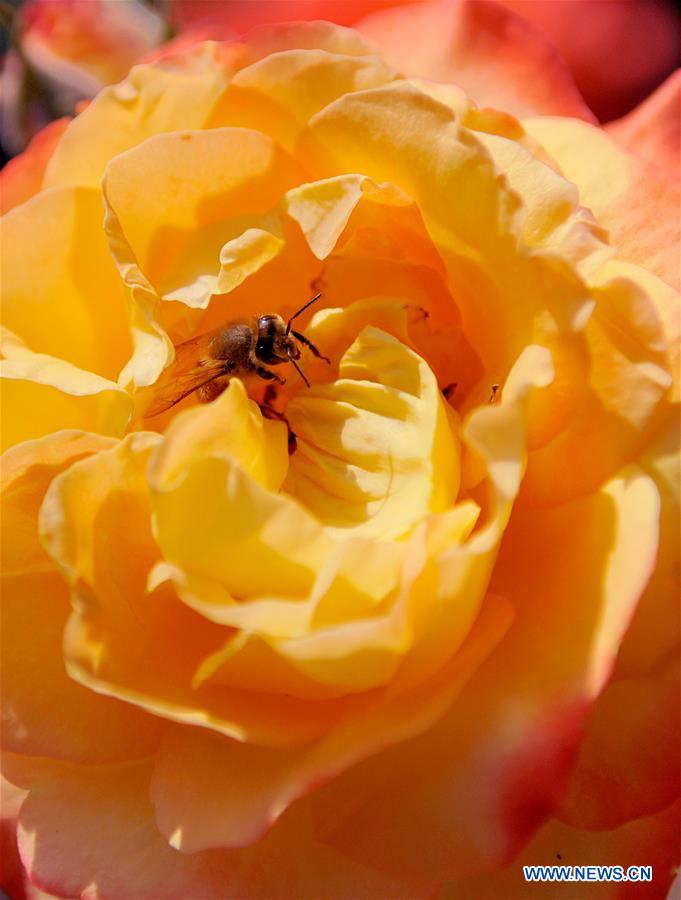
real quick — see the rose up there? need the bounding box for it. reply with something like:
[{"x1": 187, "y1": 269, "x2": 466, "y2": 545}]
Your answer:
[{"x1": 1, "y1": 16, "x2": 678, "y2": 900}]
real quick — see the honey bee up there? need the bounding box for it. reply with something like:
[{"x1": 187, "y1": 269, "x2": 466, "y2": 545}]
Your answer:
[{"x1": 144, "y1": 293, "x2": 329, "y2": 418}]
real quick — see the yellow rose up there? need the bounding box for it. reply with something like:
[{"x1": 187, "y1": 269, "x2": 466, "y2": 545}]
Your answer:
[{"x1": 1, "y1": 18, "x2": 678, "y2": 899}]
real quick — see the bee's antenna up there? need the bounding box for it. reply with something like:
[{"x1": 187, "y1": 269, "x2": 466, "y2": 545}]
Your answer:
[
  {"x1": 286, "y1": 292, "x2": 322, "y2": 336},
  {"x1": 288, "y1": 354, "x2": 310, "y2": 388}
]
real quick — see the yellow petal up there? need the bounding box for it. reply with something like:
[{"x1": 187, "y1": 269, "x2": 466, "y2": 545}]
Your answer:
[
  {"x1": 148, "y1": 387, "x2": 332, "y2": 598},
  {"x1": 299, "y1": 82, "x2": 594, "y2": 376},
  {"x1": 0, "y1": 354, "x2": 131, "y2": 451},
  {"x1": 1, "y1": 186, "x2": 132, "y2": 381},
  {"x1": 474, "y1": 131, "x2": 611, "y2": 281},
  {"x1": 149, "y1": 379, "x2": 288, "y2": 494},
  {"x1": 596, "y1": 258, "x2": 680, "y2": 402},
  {"x1": 207, "y1": 47, "x2": 398, "y2": 152},
  {"x1": 285, "y1": 174, "x2": 412, "y2": 260},
  {"x1": 521, "y1": 274, "x2": 672, "y2": 505},
  {"x1": 285, "y1": 327, "x2": 460, "y2": 541},
  {"x1": 44, "y1": 42, "x2": 233, "y2": 190},
  {"x1": 102, "y1": 127, "x2": 300, "y2": 308},
  {"x1": 149, "y1": 593, "x2": 512, "y2": 853}
]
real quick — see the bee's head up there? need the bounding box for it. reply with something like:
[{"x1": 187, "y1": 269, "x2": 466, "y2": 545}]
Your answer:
[{"x1": 255, "y1": 314, "x2": 299, "y2": 365}]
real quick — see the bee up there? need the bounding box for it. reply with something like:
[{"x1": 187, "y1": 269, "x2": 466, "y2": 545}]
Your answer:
[{"x1": 144, "y1": 293, "x2": 329, "y2": 418}]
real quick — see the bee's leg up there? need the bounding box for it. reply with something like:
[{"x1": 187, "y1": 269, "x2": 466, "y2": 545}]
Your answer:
[
  {"x1": 255, "y1": 366, "x2": 286, "y2": 386},
  {"x1": 291, "y1": 330, "x2": 331, "y2": 364},
  {"x1": 262, "y1": 383, "x2": 278, "y2": 407},
  {"x1": 259, "y1": 404, "x2": 297, "y2": 454}
]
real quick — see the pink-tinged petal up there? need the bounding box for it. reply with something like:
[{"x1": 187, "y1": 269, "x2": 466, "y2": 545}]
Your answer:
[
  {"x1": 1, "y1": 776, "x2": 29, "y2": 900},
  {"x1": 355, "y1": 0, "x2": 594, "y2": 120},
  {"x1": 148, "y1": 594, "x2": 510, "y2": 853},
  {"x1": 172, "y1": 0, "x2": 420, "y2": 33},
  {"x1": 443, "y1": 799, "x2": 680, "y2": 899},
  {"x1": 17, "y1": 760, "x2": 425, "y2": 899},
  {"x1": 1, "y1": 431, "x2": 163, "y2": 764},
  {"x1": 311, "y1": 468, "x2": 660, "y2": 881},
  {"x1": 19, "y1": 0, "x2": 165, "y2": 97},
  {"x1": 559, "y1": 649, "x2": 680, "y2": 831},
  {"x1": 607, "y1": 69, "x2": 680, "y2": 174},
  {"x1": 524, "y1": 115, "x2": 681, "y2": 289},
  {"x1": 0, "y1": 118, "x2": 70, "y2": 215},
  {"x1": 0, "y1": 772, "x2": 52, "y2": 899},
  {"x1": 498, "y1": 0, "x2": 681, "y2": 122}
]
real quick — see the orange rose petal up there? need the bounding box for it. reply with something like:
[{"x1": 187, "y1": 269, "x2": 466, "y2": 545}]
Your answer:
[
  {"x1": 0, "y1": 117, "x2": 70, "y2": 215},
  {"x1": 442, "y1": 799, "x2": 680, "y2": 899},
  {"x1": 473, "y1": 131, "x2": 611, "y2": 282},
  {"x1": 521, "y1": 273, "x2": 673, "y2": 506},
  {"x1": 315, "y1": 468, "x2": 659, "y2": 880},
  {"x1": 1, "y1": 186, "x2": 133, "y2": 380},
  {"x1": 559, "y1": 650, "x2": 680, "y2": 831},
  {"x1": 17, "y1": 758, "x2": 422, "y2": 899},
  {"x1": 617, "y1": 407, "x2": 680, "y2": 674},
  {"x1": 606, "y1": 69, "x2": 680, "y2": 174},
  {"x1": 355, "y1": 0, "x2": 594, "y2": 120},
  {"x1": 285, "y1": 174, "x2": 411, "y2": 261},
  {"x1": 206, "y1": 46, "x2": 398, "y2": 152},
  {"x1": 149, "y1": 593, "x2": 511, "y2": 853},
  {"x1": 102, "y1": 127, "x2": 301, "y2": 308},
  {"x1": 299, "y1": 82, "x2": 595, "y2": 373},
  {"x1": 524, "y1": 115, "x2": 681, "y2": 290},
  {"x1": 596, "y1": 259, "x2": 680, "y2": 403},
  {"x1": 43, "y1": 42, "x2": 234, "y2": 191},
  {"x1": 238, "y1": 19, "x2": 378, "y2": 64},
  {"x1": 1, "y1": 431, "x2": 162, "y2": 764}
]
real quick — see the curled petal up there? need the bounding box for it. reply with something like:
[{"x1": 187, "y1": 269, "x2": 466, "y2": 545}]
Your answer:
[
  {"x1": 524, "y1": 115, "x2": 681, "y2": 290},
  {"x1": 102, "y1": 127, "x2": 300, "y2": 308},
  {"x1": 207, "y1": 47, "x2": 398, "y2": 152}
]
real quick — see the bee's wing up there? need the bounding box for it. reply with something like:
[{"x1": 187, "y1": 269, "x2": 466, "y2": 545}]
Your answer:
[{"x1": 144, "y1": 361, "x2": 233, "y2": 418}]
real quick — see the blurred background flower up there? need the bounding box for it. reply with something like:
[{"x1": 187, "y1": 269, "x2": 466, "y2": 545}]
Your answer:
[{"x1": 1, "y1": 0, "x2": 679, "y2": 160}]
